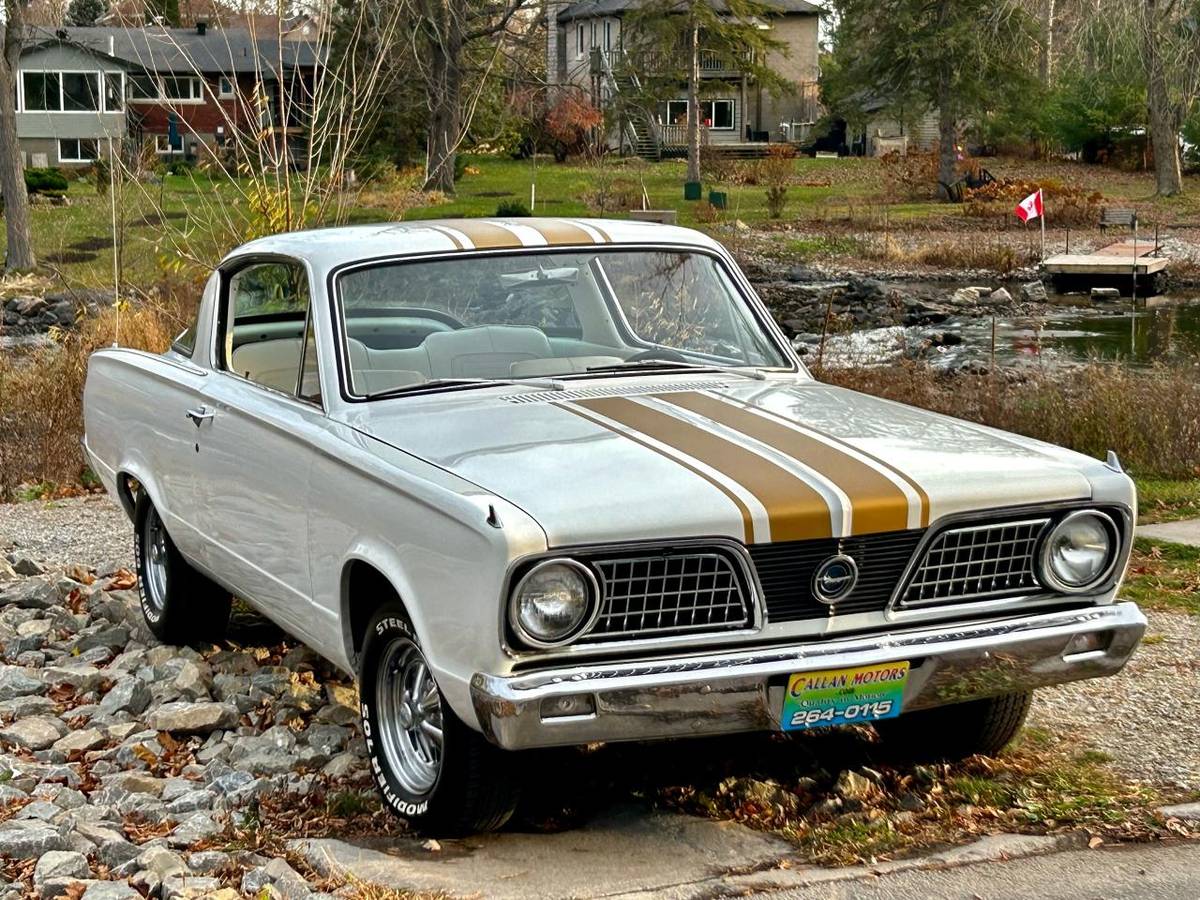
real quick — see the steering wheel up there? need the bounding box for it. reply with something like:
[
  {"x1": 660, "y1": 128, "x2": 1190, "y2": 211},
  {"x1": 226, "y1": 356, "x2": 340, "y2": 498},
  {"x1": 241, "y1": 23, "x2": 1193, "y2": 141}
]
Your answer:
[{"x1": 625, "y1": 348, "x2": 690, "y2": 363}]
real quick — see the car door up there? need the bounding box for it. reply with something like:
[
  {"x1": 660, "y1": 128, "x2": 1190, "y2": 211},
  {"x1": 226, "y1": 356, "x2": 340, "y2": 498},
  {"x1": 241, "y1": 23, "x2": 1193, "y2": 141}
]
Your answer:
[{"x1": 186, "y1": 257, "x2": 323, "y2": 636}]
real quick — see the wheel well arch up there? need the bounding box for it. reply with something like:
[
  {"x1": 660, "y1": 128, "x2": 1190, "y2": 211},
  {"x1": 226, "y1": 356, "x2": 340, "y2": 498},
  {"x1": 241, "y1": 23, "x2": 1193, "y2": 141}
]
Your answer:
[
  {"x1": 341, "y1": 559, "x2": 409, "y2": 669},
  {"x1": 114, "y1": 471, "x2": 139, "y2": 520}
]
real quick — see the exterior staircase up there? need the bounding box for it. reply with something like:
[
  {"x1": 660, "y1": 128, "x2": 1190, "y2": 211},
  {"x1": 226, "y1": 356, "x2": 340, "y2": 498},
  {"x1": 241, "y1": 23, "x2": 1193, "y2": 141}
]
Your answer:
[{"x1": 597, "y1": 50, "x2": 662, "y2": 161}]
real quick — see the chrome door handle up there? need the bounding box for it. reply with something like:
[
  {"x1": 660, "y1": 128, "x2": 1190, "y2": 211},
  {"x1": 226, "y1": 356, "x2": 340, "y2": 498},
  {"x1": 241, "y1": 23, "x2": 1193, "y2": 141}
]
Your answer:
[{"x1": 185, "y1": 406, "x2": 214, "y2": 427}]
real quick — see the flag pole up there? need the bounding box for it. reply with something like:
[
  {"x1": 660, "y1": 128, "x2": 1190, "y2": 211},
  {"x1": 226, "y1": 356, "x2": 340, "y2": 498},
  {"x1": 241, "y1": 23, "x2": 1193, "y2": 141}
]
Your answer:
[{"x1": 1039, "y1": 190, "x2": 1046, "y2": 262}]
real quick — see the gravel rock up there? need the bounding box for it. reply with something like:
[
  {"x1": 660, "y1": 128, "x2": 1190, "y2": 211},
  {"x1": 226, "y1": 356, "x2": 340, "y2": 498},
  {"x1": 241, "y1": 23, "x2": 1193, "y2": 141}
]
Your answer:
[
  {"x1": 0, "y1": 715, "x2": 68, "y2": 750},
  {"x1": 1030, "y1": 609, "x2": 1200, "y2": 790},
  {"x1": 0, "y1": 666, "x2": 47, "y2": 700},
  {"x1": 82, "y1": 883, "x2": 142, "y2": 900},
  {"x1": 0, "y1": 497, "x2": 132, "y2": 570},
  {"x1": 33, "y1": 850, "x2": 90, "y2": 884},
  {"x1": 146, "y1": 702, "x2": 238, "y2": 734},
  {"x1": 0, "y1": 820, "x2": 68, "y2": 856},
  {"x1": 99, "y1": 677, "x2": 152, "y2": 716}
]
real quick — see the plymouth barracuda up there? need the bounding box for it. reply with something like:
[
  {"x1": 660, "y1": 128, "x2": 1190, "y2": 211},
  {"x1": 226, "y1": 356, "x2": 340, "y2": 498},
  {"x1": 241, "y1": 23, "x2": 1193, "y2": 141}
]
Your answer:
[{"x1": 82, "y1": 218, "x2": 1145, "y2": 833}]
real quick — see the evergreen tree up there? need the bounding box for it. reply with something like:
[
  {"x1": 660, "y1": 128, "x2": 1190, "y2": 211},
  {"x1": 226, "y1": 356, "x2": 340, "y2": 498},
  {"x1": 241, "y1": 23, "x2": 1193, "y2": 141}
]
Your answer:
[{"x1": 66, "y1": 0, "x2": 108, "y2": 26}]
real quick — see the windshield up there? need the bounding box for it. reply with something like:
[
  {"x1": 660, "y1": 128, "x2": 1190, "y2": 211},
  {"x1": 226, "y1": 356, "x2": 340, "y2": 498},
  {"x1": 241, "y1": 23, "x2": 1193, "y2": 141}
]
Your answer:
[{"x1": 334, "y1": 249, "x2": 790, "y2": 396}]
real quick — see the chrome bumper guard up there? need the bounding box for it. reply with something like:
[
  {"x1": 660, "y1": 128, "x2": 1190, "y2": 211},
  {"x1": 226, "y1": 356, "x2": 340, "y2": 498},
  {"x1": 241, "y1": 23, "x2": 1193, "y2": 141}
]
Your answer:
[{"x1": 471, "y1": 603, "x2": 1146, "y2": 750}]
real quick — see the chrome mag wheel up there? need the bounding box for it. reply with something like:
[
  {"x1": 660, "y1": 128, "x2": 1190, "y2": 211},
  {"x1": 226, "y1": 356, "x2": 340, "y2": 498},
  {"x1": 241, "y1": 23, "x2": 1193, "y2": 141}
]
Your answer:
[
  {"x1": 376, "y1": 637, "x2": 444, "y2": 795},
  {"x1": 142, "y1": 506, "x2": 169, "y2": 616}
]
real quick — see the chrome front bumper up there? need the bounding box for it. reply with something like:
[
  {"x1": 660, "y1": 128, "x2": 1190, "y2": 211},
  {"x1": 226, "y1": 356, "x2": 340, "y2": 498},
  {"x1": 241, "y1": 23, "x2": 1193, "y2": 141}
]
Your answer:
[{"x1": 470, "y1": 603, "x2": 1145, "y2": 750}]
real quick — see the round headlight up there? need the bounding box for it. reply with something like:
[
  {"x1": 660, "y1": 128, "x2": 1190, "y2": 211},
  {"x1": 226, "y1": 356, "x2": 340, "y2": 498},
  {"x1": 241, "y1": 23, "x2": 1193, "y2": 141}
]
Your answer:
[
  {"x1": 1040, "y1": 511, "x2": 1118, "y2": 593},
  {"x1": 511, "y1": 560, "x2": 596, "y2": 648}
]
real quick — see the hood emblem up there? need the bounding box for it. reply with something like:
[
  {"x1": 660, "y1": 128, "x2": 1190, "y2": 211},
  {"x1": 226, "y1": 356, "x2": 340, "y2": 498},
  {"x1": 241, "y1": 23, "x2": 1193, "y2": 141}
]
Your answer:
[{"x1": 812, "y1": 555, "x2": 858, "y2": 605}]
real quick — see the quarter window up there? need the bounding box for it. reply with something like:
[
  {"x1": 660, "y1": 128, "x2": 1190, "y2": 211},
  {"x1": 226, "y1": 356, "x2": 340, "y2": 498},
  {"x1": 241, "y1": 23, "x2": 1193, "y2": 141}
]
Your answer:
[{"x1": 223, "y1": 261, "x2": 319, "y2": 403}]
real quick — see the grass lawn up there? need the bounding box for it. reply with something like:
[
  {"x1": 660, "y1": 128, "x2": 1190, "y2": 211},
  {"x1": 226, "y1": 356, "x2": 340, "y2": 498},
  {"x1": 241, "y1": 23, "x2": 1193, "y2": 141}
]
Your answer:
[
  {"x1": 1136, "y1": 477, "x2": 1200, "y2": 525},
  {"x1": 1123, "y1": 538, "x2": 1200, "y2": 615}
]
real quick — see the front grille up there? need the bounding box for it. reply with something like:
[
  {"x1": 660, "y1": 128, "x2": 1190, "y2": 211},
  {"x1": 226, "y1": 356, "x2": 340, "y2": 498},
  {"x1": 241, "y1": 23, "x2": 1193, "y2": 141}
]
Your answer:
[
  {"x1": 899, "y1": 518, "x2": 1049, "y2": 608},
  {"x1": 587, "y1": 552, "x2": 752, "y2": 640},
  {"x1": 749, "y1": 530, "x2": 924, "y2": 622}
]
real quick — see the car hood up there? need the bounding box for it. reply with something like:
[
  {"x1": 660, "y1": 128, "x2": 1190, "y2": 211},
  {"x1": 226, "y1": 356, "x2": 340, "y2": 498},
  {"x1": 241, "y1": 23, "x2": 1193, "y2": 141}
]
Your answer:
[{"x1": 339, "y1": 376, "x2": 1102, "y2": 547}]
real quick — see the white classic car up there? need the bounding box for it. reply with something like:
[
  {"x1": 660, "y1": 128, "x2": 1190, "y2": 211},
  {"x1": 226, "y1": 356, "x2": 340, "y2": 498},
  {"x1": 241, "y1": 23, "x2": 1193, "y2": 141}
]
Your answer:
[{"x1": 83, "y1": 218, "x2": 1145, "y2": 833}]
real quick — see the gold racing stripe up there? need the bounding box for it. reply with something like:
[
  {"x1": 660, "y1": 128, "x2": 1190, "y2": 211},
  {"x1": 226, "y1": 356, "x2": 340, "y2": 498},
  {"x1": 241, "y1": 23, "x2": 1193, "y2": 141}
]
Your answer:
[
  {"x1": 425, "y1": 224, "x2": 465, "y2": 250},
  {"x1": 445, "y1": 220, "x2": 524, "y2": 249},
  {"x1": 575, "y1": 397, "x2": 833, "y2": 541},
  {"x1": 585, "y1": 221, "x2": 613, "y2": 242},
  {"x1": 529, "y1": 219, "x2": 598, "y2": 246},
  {"x1": 559, "y1": 403, "x2": 755, "y2": 542},
  {"x1": 660, "y1": 391, "x2": 912, "y2": 535},
  {"x1": 725, "y1": 396, "x2": 932, "y2": 528}
]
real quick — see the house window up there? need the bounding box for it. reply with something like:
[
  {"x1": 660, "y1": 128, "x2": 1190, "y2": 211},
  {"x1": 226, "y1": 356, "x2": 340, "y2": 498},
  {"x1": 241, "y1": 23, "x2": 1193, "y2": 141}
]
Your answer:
[
  {"x1": 590, "y1": 21, "x2": 597, "y2": 48},
  {"x1": 666, "y1": 100, "x2": 688, "y2": 125},
  {"x1": 701, "y1": 99, "x2": 734, "y2": 129},
  {"x1": 218, "y1": 76, "x2": 234, "y2": 98},
  {"x1": 155, "y1": 133, "x2": 183, "y2": 154},
  {"x1": 576, "y1": 24, "x2": 585, "y2": 58},
  {"x1": 21, "y1": 72, "x2": 61, "y2": 111},
  {"x1": 604, "y1": 20, "x2": 613, "y2": 51},
  {"x1": 162, "y1": 76, "x2": 204, "y2": 102},
  {"x1": 58, "y1": 138, "x2": 98, "y2": 163},
  {"x1": 62, "y1": 72, "x2": 100, "y2": 111},
  {"x1": 128, "y1": 73, "x2": 159, "y2": 100},
  {"x1": 103, "y1": 72, "x2": 123, "y2": 112}
]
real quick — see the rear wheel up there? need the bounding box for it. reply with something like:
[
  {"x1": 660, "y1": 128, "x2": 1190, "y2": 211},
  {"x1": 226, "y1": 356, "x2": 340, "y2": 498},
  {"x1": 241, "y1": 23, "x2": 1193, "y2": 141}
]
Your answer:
[
  {"x1": 359, "y1": 606, "x2": 521, "y2": 834},
  {"x1": 133, "y1": 491, "x2": 232, "y2": 645},
  {"x1": 874, "y1": 691, "x2": 1033, "y2": 761}
]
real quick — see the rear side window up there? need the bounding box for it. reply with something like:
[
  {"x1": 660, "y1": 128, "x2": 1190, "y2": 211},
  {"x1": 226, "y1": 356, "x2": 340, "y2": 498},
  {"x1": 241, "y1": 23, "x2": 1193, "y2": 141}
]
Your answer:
[
  {"x1": 171, "y1": 323, "x2": 197, "y2": 357},
  {"x1": 221, "y1": 261, "x2": 320, "y2": 405}
]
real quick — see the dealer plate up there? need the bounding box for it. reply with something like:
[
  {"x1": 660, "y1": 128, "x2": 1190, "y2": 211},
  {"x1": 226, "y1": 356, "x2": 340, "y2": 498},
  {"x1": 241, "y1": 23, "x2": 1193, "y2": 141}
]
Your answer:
[{"x1": 781, "y1": 661, "x2": 910, "y2": 731}]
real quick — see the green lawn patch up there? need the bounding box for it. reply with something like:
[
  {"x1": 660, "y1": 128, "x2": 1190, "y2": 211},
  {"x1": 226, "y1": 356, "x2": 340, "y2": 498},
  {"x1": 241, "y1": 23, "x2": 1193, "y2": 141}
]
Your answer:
[
  {"x1": 1123, "y1": 538, "x2": 1200, "y2": 615},
  {"x1": 1135, "y1": 478, "x2": 1200, "y2": 525}
]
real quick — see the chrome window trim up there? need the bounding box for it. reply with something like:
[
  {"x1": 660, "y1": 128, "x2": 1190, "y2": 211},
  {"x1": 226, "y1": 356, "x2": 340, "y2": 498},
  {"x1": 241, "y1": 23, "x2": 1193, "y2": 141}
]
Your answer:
[
  {"x1": 325, "y1": 243, "x2": 802, "y2": 404},
  {"x1": 884, "y1": 501, "x2": 1133, "y2": 621},
  {"x1": 499, "y1": 537, "x2": 765, "y2": 660}
]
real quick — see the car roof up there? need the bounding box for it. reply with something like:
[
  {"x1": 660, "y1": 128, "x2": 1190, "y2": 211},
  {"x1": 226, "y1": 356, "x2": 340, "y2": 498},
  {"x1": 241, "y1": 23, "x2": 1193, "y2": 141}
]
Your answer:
[{"x1": 224, "y1": 218, "x2": 727, "y2": 271}]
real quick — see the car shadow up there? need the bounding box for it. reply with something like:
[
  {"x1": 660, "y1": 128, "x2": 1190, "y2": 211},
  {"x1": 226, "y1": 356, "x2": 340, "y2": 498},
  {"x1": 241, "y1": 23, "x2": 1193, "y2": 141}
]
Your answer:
[{"x1": 513, "y1": 726, "x2": 883, "y2": 833}]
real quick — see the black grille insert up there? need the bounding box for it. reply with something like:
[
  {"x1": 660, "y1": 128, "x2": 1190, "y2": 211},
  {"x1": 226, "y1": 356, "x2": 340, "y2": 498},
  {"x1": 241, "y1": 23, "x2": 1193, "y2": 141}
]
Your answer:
[{"x1": 749, "y1": 530, "x2": 924, "y2": 622}]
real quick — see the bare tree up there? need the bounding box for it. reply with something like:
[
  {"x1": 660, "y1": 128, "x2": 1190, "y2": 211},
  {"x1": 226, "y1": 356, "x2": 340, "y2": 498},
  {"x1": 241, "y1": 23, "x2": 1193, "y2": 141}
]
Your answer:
[
  {"x1": 0, "y1": 0, "x2": 35, "y2": 271},
  {"x1": 1139, "y1": 0, "x2": 1200, "y2": 196},
  {"x1": 414, "y1": 0, "x2": 530, "y2": 195}
]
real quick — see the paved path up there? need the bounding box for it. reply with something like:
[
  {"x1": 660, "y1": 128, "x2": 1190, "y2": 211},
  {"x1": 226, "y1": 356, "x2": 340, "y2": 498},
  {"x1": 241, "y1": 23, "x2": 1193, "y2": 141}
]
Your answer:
[
  {"x1": 758, "y1": 841, "x2": 1200, "y2": 900},
  {"x1": 1139, "y1": 518, "x2": 1200, "y2": 547}
]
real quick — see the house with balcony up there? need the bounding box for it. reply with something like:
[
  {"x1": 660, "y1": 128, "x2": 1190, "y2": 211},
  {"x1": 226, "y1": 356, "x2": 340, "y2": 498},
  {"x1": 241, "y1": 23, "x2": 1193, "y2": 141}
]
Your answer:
[
  {"x1": 546, "y1": 0, "x2": 822, "y2": 158},
  {"x1": 13, "y1": 22, "x2": 322, "y2": 168}
]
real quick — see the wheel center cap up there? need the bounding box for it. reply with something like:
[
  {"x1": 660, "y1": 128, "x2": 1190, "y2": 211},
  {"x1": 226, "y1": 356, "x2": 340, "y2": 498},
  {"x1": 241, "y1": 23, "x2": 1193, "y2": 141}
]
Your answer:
[{"x1": 397, "y1": 703, "x2": 415, "y2": 729}]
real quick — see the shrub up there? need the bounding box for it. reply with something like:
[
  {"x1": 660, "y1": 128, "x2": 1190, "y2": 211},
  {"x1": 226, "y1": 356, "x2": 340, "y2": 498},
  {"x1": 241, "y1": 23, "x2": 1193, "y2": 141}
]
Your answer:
[
  {"x1": 24, "y1": 168, "x2": 69, "y2": 197},
  {"x1": 0, "y1": 276, "x2": 200, "y2": 499},
  {"x1": 964, "y1": 178, "x2": 1104, "y2": 226},
  {"x1": 545, "y1": 94, "x2": 603, "y2": 162},
  {"x1": 495, "y1": 200, "x2": 531, "y2": 217},
  {"x1": 166, "y1": 159, "x2": 195, "y2": 176},
  {"x1": 761, "y1": 145, "x2": 795, "y2": 219}
]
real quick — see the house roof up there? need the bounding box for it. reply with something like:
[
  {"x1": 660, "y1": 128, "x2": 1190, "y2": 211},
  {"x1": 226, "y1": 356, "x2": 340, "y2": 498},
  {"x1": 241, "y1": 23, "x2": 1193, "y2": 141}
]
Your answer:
[
  {"x1": 24, "y1": 25, "x2": 321, "y2": 75},
  {"x1": 555, "y1": 0, "x2": 821, "y2": 23}
]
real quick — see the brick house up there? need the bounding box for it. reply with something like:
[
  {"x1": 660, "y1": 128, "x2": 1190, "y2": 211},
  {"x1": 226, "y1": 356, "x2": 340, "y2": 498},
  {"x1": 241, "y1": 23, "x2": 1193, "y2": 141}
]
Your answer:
[{"x1": 15, "y1": 22, "x2": 322, "y2": 168}]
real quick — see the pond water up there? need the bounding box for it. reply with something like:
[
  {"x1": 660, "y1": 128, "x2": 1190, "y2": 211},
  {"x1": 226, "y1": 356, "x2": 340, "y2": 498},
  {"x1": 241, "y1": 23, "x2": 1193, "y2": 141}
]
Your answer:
[{"x1": 819, "y1": 295, "x2": 1200, "y2": 371}]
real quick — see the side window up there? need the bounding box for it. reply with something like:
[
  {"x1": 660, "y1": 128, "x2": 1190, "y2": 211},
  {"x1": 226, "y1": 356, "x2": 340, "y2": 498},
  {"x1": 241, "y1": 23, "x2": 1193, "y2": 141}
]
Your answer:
[{"x1": 223, "y1": 261, "x2": 319, "y2": 403}]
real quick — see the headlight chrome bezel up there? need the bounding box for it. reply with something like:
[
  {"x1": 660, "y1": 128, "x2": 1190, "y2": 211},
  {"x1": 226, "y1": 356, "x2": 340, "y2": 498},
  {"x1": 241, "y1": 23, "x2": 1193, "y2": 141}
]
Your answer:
[
  {"x1": 509, "y1": 558, "x2": 600, "y2": 649},
  {"x1": 1039, "y1": 509, "x2": 1121, "y2": 594}
]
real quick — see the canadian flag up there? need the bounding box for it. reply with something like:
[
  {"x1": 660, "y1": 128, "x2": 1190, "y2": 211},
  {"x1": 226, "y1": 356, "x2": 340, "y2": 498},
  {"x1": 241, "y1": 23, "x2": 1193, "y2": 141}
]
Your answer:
[{"x1": 1015, "y1": 189, "x2": 1044, "y2": 223}]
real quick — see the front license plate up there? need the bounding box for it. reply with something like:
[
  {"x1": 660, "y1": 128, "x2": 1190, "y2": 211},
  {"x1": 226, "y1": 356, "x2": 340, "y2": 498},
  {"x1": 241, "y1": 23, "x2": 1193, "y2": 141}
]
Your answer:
[{"x1": 781, "y1": 661, "x2": 910, "y2": 731}]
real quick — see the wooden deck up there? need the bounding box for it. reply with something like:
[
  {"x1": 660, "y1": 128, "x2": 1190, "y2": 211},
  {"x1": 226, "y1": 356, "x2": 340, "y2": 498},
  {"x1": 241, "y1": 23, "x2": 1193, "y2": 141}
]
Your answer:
[
  {"x1": 1044, "y1": 240, "x2": 1169, "y2": 276},
  {"x1": 1043, "y1": 240, "x2": 1169, "y2": 295}
]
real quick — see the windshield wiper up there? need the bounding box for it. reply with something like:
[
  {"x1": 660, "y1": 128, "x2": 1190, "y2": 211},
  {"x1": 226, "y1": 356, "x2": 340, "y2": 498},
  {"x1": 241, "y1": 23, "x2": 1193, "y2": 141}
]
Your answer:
[
  {"x1": 581, "y1": 360, "x2": 766, "y2": 380},
  {"x1": 362, "y1": 377, "x2": 564, "y2": 401}
]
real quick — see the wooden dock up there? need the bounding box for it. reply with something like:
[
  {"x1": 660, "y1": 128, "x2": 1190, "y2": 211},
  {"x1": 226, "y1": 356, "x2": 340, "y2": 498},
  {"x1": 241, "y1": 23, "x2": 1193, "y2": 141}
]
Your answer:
[{"x1": 1043, "y1": 240, "x2": 1169, "y2": 294}]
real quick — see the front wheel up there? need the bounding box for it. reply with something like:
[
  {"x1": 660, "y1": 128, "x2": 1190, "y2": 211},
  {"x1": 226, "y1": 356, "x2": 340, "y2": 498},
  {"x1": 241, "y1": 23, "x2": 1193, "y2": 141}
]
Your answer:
[
  {"x1": 133, "y1": 491, "x2": 232, "y2": 645},
  {"x1": 874, "y1": 691, "x2": 1033, "y2": 761},
  {"x1": 359, "y1": 607, "x2": 521, "y2": 834}
]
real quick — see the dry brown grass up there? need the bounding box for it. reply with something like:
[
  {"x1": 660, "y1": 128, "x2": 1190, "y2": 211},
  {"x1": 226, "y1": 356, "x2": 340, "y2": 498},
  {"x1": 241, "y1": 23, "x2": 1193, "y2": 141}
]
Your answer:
[
  {"x1": 0, "y1": 278, "x2": 200, "y2": 499},
  {"x1": 818, "y1": 360, "x2": 1200, "y2": 481}
]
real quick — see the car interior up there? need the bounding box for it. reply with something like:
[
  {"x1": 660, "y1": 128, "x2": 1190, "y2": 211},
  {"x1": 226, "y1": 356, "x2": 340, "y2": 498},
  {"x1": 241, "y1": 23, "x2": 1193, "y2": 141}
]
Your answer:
[{"x1": 219, "y1": 251, "x2": 779, "y2": 400}]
